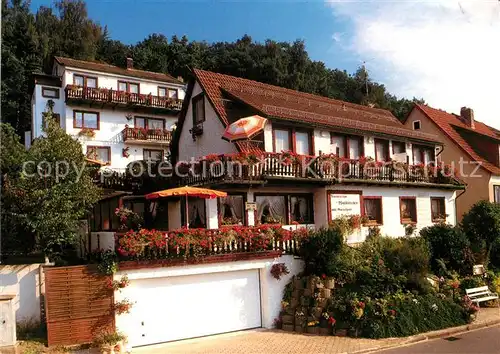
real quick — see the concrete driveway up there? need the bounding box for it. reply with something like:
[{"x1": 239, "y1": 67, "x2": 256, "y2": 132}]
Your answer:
[{"x1": 132, "y1": 329, "x2": 402, "y2": 354}]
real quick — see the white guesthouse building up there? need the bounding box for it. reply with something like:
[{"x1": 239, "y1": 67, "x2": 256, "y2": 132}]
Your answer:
[
  {"x1": 169, "y1": 69, "x2": 464, "y2": 241},
  {"x1": 35, "y1": 67, "x2": 466, "y2": 348},
  {"x1": 28, "y1": 57, "x2": 186, "y2": 169}
]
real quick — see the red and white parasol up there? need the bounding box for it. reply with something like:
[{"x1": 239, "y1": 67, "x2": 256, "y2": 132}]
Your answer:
[{"x1": 222, "y1": 115, "x2": 267, "y2": 142}]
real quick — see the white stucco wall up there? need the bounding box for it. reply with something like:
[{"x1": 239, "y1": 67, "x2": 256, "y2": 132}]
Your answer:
[
  {"x1": 31, "y1": 84, "x2": 65, "y2": 140},
  {"x1": 178, "y1": 81, "x2": 238, "y2": 161},
  {"x1": 114, "y1": 254, "x2": 303, "y2": 345},
  {"x1": 0, "y1": 264, "x2": 43, "y2": 323},
  {"x1": 63, "y1": 106, "x2": 177, "y2": 169},
  {"x1": 90, "y1": 232, "x2": 115, "y2": 251},
  {"x1": 329, "y1": 185, "x2": 457, "y2": 240}
]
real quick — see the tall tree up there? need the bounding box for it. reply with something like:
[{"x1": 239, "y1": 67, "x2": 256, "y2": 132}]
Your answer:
[{"x1": 4, "y1": 112, "x2": 100, "y2": 259}]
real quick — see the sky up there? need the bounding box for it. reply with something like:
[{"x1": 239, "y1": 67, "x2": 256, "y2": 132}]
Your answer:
[{"x1": 30, "y1": 0, "x2": 500, "y2": 128}]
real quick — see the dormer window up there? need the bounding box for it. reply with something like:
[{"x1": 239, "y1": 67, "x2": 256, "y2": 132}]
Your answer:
[{"x1": 118, "y1": 81, "x2": 139, "y2": 94}]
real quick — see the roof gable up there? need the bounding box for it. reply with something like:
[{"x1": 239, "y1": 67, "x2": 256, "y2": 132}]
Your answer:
[{"x1": 415, "y1": 104, "x2": 500, "y2": 175}]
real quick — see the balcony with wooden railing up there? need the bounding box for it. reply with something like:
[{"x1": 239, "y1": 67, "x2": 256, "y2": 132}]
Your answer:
[
  {"x1": 122, "y1": 126, "x2": 172, "y2": 145},
  {"x1": 178, "y1": 153, "x2": 464, "y2": 189},
  {"x1": 93, "y1": 153, "x2": 465, "y2": 192},
  {"x1": 65, "y1": 85, "x2": 183, "y2": 113}
]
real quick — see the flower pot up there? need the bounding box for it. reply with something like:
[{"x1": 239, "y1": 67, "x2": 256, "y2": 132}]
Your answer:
[
  {"x1": 282, "y1": 314, "x2": 294, "y2": 324},
  {"x1": 307, "y1": 327, "x2": 320, "y2": 335},
  {"x1": 317, "y1": 298, "x2": 328, "y2": 308},
  {"x1": 282, "y1": 324, "x2": 294, "y2": 332},
  {"x1": 312, "y1": 307, "x2": 322, "y2": 318},
  {"x1": 320, "y1": 288, "x2": 331, "y2": 298},
  {"x1": 114, "y1": 341, "x2": 125, "y2": 354},
  {"x1": 100, "y1": 344, "x2": 115, "y2": 354},
  {"x1": 324, "y1": 278, "x2": 335, "y2": 289},
  {"x1": 285, "y1": 306, "x2": 295, "y2": 315},
  {"x1": 295, "y1": 325, "x2": 304, "y2": 333},
  {"x1": 319, "y1": 327, "x2": 332, "y2": 336}
]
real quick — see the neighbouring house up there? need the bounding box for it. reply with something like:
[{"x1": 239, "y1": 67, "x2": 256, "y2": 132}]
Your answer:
[
  {"x1": 27, "y1": 56, "x2": 186, "y2": 170},
  {"x1": 404, "y1": 104, "x2": 500, "y2": 220}
]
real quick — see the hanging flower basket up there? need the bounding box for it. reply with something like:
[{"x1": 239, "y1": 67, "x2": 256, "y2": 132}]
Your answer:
[{"x1": 78, "y1": 128, "x2": 95, "y2": 138}]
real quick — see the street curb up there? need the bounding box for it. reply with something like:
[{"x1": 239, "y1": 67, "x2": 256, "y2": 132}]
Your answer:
[{"x1": 350, "y1": 318, "x2": 500, "y2": 354}]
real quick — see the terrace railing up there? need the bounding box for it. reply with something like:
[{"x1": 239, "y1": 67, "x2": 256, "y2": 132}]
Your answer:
[
  {"x1": 122, "y1": 127, "x2": 172, "y2": 144},
  {"x1": 94, "y1": 153, "x2": 462, "y2": 191},
  {"x1": 65, "y1": 85, "x2": 183, "y2": 111},
  {"x1": 179, "y1": 153, "x2": 460, "y2": 187}
]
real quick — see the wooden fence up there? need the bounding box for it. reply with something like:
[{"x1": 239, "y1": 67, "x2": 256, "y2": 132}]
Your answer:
[{"x1": 44, "y1": 265, "x2": 115, "y2": 346}]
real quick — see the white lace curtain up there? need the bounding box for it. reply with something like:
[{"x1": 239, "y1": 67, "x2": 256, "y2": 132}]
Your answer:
[
  {"x1": 256, "y1": 196, "x2": 286, "y2": 223},
  {"x1": 291, "y1": 196, "x2": 308, "y2": 222},
  {"x1": 188, "y1": 198, "x2": 206, "y2": 228},
  {"x1": 219, "y1": 196, "x2": 244, "y2": 222}
]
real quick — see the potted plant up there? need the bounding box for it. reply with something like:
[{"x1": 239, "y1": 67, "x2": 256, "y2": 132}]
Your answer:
[
  {"x1": 113, "y1": 299, "x2": 134, "y2": 315},
  {"x1": 94, "y1": 331, "x2": 126, "y2": 354},
  {"x1": 78, "y1": 127, "x2": 96, "y2": 138}
]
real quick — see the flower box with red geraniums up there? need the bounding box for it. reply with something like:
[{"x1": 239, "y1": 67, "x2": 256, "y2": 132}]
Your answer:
[{"x1": 115, "y1": 225, "x2": 311, "y2": 261}]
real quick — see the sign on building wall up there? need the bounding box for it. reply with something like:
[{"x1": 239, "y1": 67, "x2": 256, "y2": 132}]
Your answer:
[
  {"x1": 330, "y1": 193, "x2": 361, "y2": 219},
  {"x1": 330, "y1": 193, "x2": 362, "y2": 244},
  {"x1": 245, "y1": 202, "x2": 257, "y2": 211}
]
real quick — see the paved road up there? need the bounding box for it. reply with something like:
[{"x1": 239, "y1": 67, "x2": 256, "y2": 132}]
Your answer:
[{"x1": 375, "y1": 325, "x2": 500, "y2": 354}]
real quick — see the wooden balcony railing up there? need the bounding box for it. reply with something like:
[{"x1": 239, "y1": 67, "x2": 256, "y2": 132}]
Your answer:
[
  {"x1": 65, "y1": 85, "x2": 183, "y2": 111},
  {"x1": 122, "y1": 127, "x2": 172, "y2": 144},
  {"x1": 93, "y1": 153, "x2": 463, "y2": 192},
  {"x1": 179, "y1": 153, "x2": 462, "y2": 187}
]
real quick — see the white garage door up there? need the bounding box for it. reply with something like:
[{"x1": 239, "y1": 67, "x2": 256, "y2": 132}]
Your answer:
[{"x1": 123, "y1": 269, "x2": 262, "y2": 347}]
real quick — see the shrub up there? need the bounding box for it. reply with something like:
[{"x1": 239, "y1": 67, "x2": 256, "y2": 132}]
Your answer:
[
  {"x1": 420, "y1": 224, "x2": 474, "y2": 275},
  {"x1": 462, "y1": 201, "x2": 500, "y2": 265},
  {"x1": 330, "y1": 292, "x2": 469, "y2": 339},
  {"x1": 490, "y1": 239, "x2": 500, "y2": 271},
  {"x1": 299, "y1": 228, "x2": 343, "y2": 276}
]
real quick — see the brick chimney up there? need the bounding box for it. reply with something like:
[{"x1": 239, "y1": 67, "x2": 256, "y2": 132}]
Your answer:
[
  {"x1": 460, "y1": 106, "x2": 475, "y2": 129},
  {"x1": 126, "y1": 57, "x2": 134, "y2": 70}
]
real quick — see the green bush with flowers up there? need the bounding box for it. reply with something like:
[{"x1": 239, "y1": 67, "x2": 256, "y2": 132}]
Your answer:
[{"x1": 296, "y1": 230, "x2": 478, "y2": 338}]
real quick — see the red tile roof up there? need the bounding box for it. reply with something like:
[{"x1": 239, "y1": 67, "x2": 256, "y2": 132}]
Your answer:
[
  {"x1": 415, "y1": 104, "x2": 500, "y2": 175},
  {"x1": 55, "y1": 57, "x2": 183, "y2": 85},
  {"x1": 193, "y1": 69, "x2": 440, "y2": 147}
]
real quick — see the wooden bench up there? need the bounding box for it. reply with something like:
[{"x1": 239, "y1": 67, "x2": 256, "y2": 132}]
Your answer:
[{"x1": 466, "y1": 286, "x2": 499, "y2": 306}]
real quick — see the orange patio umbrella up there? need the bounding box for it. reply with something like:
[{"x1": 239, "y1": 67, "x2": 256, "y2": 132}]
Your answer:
[
  {"x1": 222, "y1": 115, "x2": 268, "y2": 142},
  {"x1": 145, "y1": 186, "x2": 227, "y2": 228}
]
